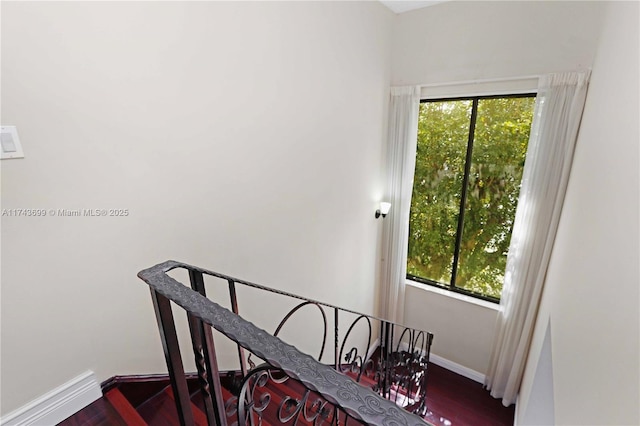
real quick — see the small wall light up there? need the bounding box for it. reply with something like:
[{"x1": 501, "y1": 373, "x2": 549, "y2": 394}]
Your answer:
[{"x1": 375, "y1": 202, "x2": 392, "y2": 219}]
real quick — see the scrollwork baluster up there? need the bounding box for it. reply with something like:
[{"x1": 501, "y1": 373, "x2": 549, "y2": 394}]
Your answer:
[
  {"x1": 188, "y1": 270, "x2": 227, "y2": 426},
  {"x1": 140, "y1": 261, "x2": 433, "y2": 426}
]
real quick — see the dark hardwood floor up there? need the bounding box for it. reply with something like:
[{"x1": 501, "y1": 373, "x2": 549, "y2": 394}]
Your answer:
[
  {"x1": 59, "y1": 364, "x2": 514, "y2": 426},
  {"x1": 58, "y1": 394, "x2": 129, "y2": 426},
  {"x1": 423, "y1": 363, "x2": 514, "y2": 426}
]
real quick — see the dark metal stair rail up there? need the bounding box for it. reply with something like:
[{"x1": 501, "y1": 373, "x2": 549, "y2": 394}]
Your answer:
[{"x1": 139, "y1": 260, "x2": 433, "y2": 426}]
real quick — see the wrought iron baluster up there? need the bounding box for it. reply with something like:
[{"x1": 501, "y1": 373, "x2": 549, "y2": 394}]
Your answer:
[
  {"x1": 140, "y1": 261, "x2": 433, "y2": 426},
  {"x1": 188, "y1": 270, "x2": 227, "y2": 426},
  {"x1": 150, "y1": 289, "x2": 194, "y2": 426},
  {"x1": 338, "y1": 315, "x2": 371, "y2": 382},
  {"x1": 417, "y1": 332, "x2": 435, "y2": 415},
  {"x1": 333, "y1": 308, "x2": 340, "y2": 426},
  {"x1": 379, "y1": 320, "x2": 392, "y2": 399},
  {"x1": 273, "y1": 302, "x2": 327, "y2": 362},
  {"x1": 333, "y1": 306, "x2": 339, "y2": 425},
  {"x1": 334, "y1": 308, "x2": 339, "y2": 371},
  {"x1": 228, "y1": 279, "x2": 248, "y2": 377}
]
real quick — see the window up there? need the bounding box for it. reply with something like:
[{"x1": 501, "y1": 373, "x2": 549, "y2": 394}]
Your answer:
[{"x1": 407, "y1": 94, "x2": 536, "y2": 302}]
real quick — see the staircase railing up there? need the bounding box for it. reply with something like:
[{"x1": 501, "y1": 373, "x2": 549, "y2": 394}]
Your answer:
[{"x1": 138, "y1": 260, "x2": 434, "y2": 426}]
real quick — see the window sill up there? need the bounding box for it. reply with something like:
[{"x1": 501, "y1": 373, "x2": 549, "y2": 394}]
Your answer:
[{"x1": 405, "y1": 279, "x2": 501, "y2": 312}]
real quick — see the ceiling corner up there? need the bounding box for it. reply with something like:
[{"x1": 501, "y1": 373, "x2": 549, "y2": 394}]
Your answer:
[{"x1": 379, "y1": 1, "x2": 448, "y2": 14}]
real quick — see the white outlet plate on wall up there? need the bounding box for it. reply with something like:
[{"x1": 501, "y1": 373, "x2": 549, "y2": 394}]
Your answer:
[{"x1": 1, "y1": 126, "x2": 25, "y2": 159}]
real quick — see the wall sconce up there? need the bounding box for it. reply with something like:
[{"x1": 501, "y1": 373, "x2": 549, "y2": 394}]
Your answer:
[{"x1": 375, "y1": 202, "x2": 391, "y2": 219}]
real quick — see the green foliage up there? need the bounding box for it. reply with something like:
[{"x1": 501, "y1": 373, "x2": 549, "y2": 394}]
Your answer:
[{"x1": 407, "y1": 97, "x2": 535, "y2": 300}]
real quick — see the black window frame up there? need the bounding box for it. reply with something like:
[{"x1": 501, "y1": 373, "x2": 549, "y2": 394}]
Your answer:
[{"x1": 407, "y1": 92, "x2": 537, "y2": 304}]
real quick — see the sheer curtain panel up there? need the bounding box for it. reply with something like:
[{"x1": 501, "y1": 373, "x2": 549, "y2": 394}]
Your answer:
[
  {"x1": 485, "y1": 72, "x2": 590, "y2": 406},
  {"x1": 379, "y1": 86, "x2": 420, "y2": 324}
]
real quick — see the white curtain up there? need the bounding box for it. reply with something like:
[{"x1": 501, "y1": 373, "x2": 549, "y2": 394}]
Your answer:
[
  {"x1": 379, "y1": 86, "x2": 420, "y2": 324},
  {"x1": 485, "y1": 72, "x2": 590, "y2": 406}
]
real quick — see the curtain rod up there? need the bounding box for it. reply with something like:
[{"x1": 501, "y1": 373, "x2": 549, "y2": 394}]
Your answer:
[{"x1": 418, "y1": 74, "x2": 541, "y2": 89}]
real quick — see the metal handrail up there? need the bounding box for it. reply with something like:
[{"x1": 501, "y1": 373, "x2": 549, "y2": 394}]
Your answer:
[
  {"x1": 139, "y1": 260, "x2": 433, "y2": 426},
  {"x1": 147, "y1": 260, "x2": 432, "y2": 334}
]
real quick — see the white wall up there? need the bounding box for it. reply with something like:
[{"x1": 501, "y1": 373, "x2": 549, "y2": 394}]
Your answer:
[
  {"x1": 518, "y1": 2, "x2": 640, "y2": 424},
  {"x1": 392, "y1": 0, "x2": 605, "y2": 375},
  {"x1": 391, "y1": 1, "x2": 604, "y2": 86},
  {"x1": 518, "y1": 320, "x2": 555, "y2": 425},
  {"x1": 404, "y1": 285, "x2": 497, "y2": 376},
  {"x1": 0, "y1": 1, "x2": 393, "y2": 414}
]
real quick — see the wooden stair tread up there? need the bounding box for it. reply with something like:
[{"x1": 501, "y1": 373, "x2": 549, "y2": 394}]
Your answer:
[
  {"x1": 165, "y1": 387, "x2": 209, "y2": 426},
  {"x1": 104, "y1": 388, "x2": 147, "y2": 426},
  {"x1": 168, "y1": 384, "x2": 245, "y2": 426},
  {"x1": 57, "y1": 396, "x2": 129, "y2": 426},
  {"x1": 61, "y1": 370, "x2": 420, "y2": 426}
]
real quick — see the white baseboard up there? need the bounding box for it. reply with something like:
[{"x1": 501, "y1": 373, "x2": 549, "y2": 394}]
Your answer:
[
  {"x1": 429, "y1": 353, "x2": 486, "y2": 384},
  {"x1": 1, "y1": 371, "x2": 102, "y2": 426},
  {"x1": 395, "y1": 341, "x2": 485, "y2": 384}
]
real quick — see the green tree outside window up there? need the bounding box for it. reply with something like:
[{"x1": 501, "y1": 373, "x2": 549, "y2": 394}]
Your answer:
[{"x1": 407, "y1": 95, "x2": 536, "y2": 301}]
